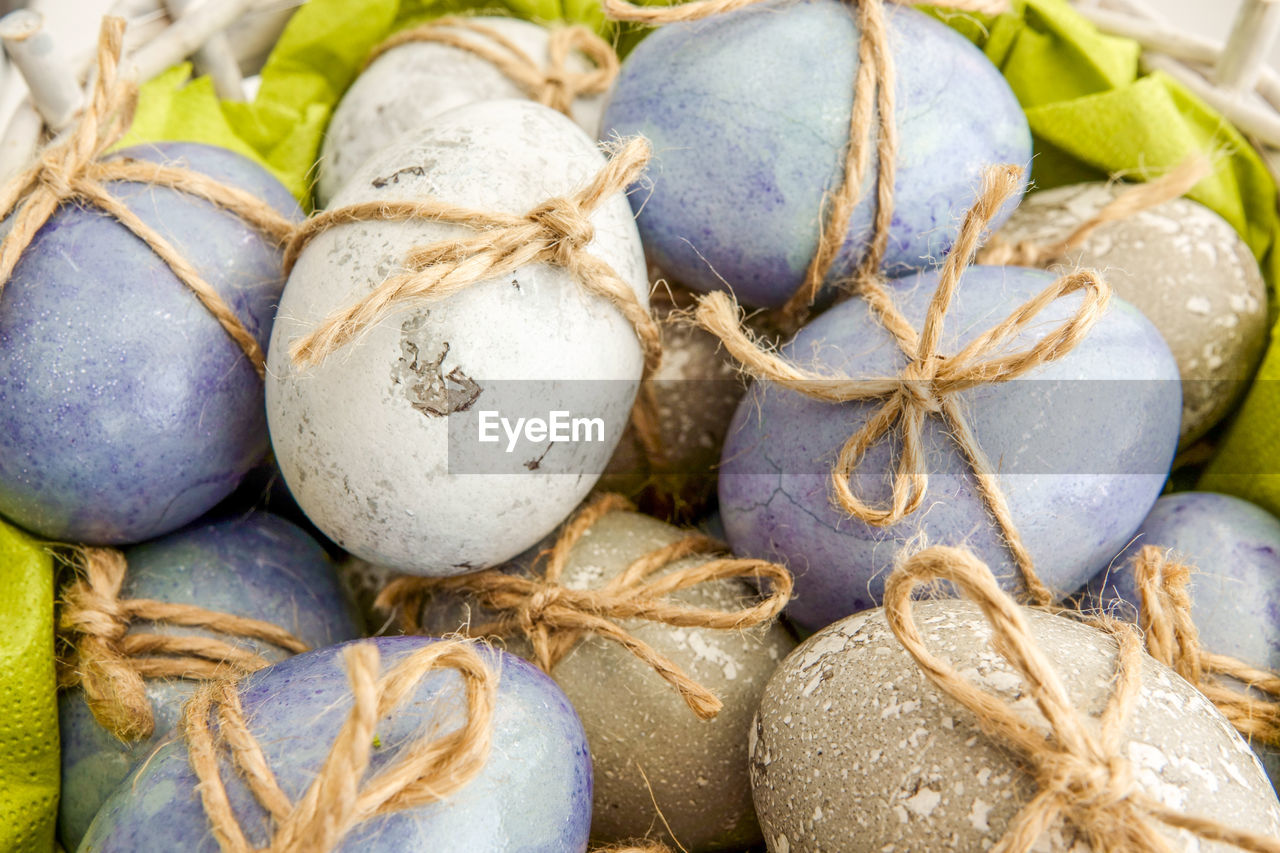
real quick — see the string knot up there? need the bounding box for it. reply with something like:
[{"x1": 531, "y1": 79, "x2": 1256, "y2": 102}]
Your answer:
[
  {"x1": 374, "y1": 493, "x2": 792, "y2": 721},
  {"x1": 897, "y1": 356, "x2": 944, "y2": 414},
  {"x1": 528, "y1": 196, "x2": 595, "y2": 264},
  {"x1": 1044, "y1": 752, "x2": 1136, "y2": 814},
  {"x1": 537, "y1": 69, "x2": 573, "y2": 113}
]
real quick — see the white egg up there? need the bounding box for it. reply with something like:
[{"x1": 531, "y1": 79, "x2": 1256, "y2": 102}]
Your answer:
[
  {"x1": 267, "y1": 99, "x2": 648, "y2": 574},
  {"x1": 317, "y1": 16, "x2": 609, "y2": 205}
]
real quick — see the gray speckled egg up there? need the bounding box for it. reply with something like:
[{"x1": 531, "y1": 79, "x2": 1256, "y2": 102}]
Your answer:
[
  {"x1": 419, "y1": 510, "x2": 797, "y2": 851},
  {"x1": 317, "y1": 17, "x2": 608, "y2": 206},
  {"x1": 267, "y1": 100, "x2": 649, "y2": 575},
  {"x1": 995, "y1": 182, "x2": 1267, "y2": 445},
  {"x1": 751, "y1": 600, "x2": 1280, "y2": 852}
]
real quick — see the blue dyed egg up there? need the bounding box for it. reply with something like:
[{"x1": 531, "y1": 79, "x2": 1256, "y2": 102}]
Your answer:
[
  {"x1": 600, "y1": 0, "x2": 1031, "y2": 307},
  {"x1": 78, "y1": 636, "x2": 593, "y2": 853},
  {"x1": 718, "y1": 266, "x2": 1181, "y2": 631},
  {"x1": 58, "y1": 512, "x2": 358, "y2": 849},
  {"x1": 0, "y1": 142, "x2": 300, "y2": 545}
]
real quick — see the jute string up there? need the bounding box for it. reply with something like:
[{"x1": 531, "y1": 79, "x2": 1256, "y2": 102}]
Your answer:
[
  {"x1": 184, "y1": 640, "x2": 495, "y2": 853},
  {"x1": 366, "y1": 16, "x2": 619, "y2": 116},
  {"x1": 977, "y1": 155, "x2": 1214, "y2": 268},
  {"x1": 0, "y1": 17, "x2": 297, "y2": 379},
  {"x1": 886, "y1": 545, "x2": 1280, "y2": 853},
  {"x1": 1130, "y1": 545, "x2": 1280, "y2": 747},
  {"x1": 696, "y1": 165, "x2": 1111, "y2": 606},
  {"x1": 283, "y1": 136, "x2": 661, "y2": 372},
  {"x1": 604, "y1": 0, "x2": 1008, "y2": 328},
  {"x1": 56, "y1": 547, "x2": 309, "y2": 742},
  {"x1": 375, "y1": 492, "x2": 793, "y2": 721}
]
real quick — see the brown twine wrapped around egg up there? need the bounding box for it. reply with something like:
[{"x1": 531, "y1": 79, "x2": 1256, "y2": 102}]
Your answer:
[
  {"x1": 375, "y1": 492, "x2": 793, "y2": 721},
  {"x1": 55, "y1": 546, "x2": 311, "y2": 742},
  {"x1": 0, "y1": 17, "x2": 297, "y2": 379},
  {"x1": 604, "y1": 0, "x2": 1008, "y2": 328},
  {"x1": 183, "y1": 639, "x2": 496, "y2": 853},
  {"x1": 885, "y1": 544, "x2": 1280, "y2": 853},
  {"x1": 1129, "y1": 545, "x2": 1280, "y2": 747},
  {"x1": 366, "y1": 16, "x2": 620, "y2": 116},
  {"x1": 976, "y1": 154, "x2": 1215, "y2": 267},
  {"x1": 695, "y1": 165, "x2": 1111, "y2": 607},
  {"x1": 282, "y1": 135, "x2": 661, "y2": 373}
]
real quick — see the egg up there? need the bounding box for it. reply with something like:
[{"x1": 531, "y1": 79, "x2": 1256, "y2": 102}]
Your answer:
[
  {"x1": 751, "y1": 600, "x2": 1280, "y2": 851},
  {"x1": 317, "y1": 17, "x2": 609, "y2": 206},
  {"x1": 994, "y1": 182, "x2": 1268, "y2": 445},
  {"x1": 267, "y1": 100, "x2": 649, "y2": 574},
  {"x1": 719, "y1": 265, "x2": 1181, "y2": 631},
  {"x1": 79, "y1": 637, "x2": 593, "y2": 852},
  {"x1": 1083, "y1": 491, "x2": 1280, "y2": 780},
  {"x1": 57, "y1": 512, "x2": 358, "y2": 850},
  {"x1": 0, "y1": 142, "x2": 300, "y2": 545},
  {"x1": 411, "y1": 509, "x2": 796, "y2": 851},
  {"x1": 599, "y1": 0, "x2": 1031, "y2": 307}
]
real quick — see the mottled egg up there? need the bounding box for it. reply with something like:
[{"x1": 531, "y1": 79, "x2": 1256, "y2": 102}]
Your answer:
[
  {"x1": 416, "y1": 510, "x2": 796, "y2": 851},
  {"x1": 267, "y1": 100, "x2": 649, "y2": 575},
  {"x1": 600, "y1": 0, "x2": 1031, "y2": 307},
  {"x1": 79, "y1": 636, "x2": 593, "y2": 852},
  {"x1": 318, "y1": 16, "x2": 609, "y2": 205},
  {"x1": 58, "y1": 512, "x2": 358, "y2": 850},
  {"x1": 719, "y1": 265, "x2": 1181, "y2": 631},
  {"x1": 1084, "y1": 492, "x2": 1280, "y2": 778},
  {"x1": 995, "y1": 182, "x2": 1267, "y2": 445},
  {"x1": 0, "y1": 142, "x2": 299, "y2": 545},
  {"x1": 751, "y1": 601, "x2": 1280, "y2": 852}
]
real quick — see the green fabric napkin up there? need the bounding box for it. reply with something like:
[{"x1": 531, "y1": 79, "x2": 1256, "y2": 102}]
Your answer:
[{"x1": 0, "y1": 523, "x2": 57, "y2": 853}]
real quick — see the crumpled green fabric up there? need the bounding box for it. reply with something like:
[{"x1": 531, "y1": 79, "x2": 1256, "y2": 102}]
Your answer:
[
  {"x1": 923, "y1": 0, "x2": 1280, "y2": 516},
  {"x1": 0, "y1": 521, "x2": 57, "y2": 853},
  {"x1": 118, "y1": 0, "x2": 613, "y2": 205}
]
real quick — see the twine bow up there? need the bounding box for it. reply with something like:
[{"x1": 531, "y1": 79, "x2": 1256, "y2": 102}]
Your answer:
[
  {"x1": 56, "y1": 547, "x2": 310, "y2": 742},
  {"x1": 185, "y1": 640, "x2": 495, "y2": 853},
  {"x1": 697, "y1": 165, "x2": 1111, "y2": 606},
  {"x1": 283, "y1": 136, "x2": 661, "y2": 372},
  {"x1": 885, "y1": 545, "x2": 1280, "y2": 853},
  {"x1": 604, "y1": 0, "x2": 1009, "y2": 328},
  {"x1": 376, "y1": 492, "x2": 793, "y2": 721},
  {"x1": 978, "y1": 154, "x2": 1214, "y2": 268},
  {"x1": 1131, "y1": 545, "x2": 1280, "y2": 748},
  {"x1": 366, "y1": 16, "x2": 620, "y2": 116},
  {"x1": 0, "y1": 17, "x2": 297, "y2": 378}
]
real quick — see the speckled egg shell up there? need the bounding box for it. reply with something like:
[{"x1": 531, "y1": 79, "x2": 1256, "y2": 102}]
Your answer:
[
  {"x1": 599, "y1": 0, "x2": 1031, "y2": 307},
  {"x1": 598, "y1": 295, "x2": 750, "y2": 522},
  {"x1": 267, "y1": 100, "x2": 649, "y2": 574},
  {"x1": 417, "y1": 510, "x2": 796, "y2": 851},
  {"x1": 78, "y1": 636, "x2": 593, "y2": 853},
  {"x1": 317, "y1": 17, "x2": 608, "y2": 206},
  {"x1": 751, "y1": 600, "x2": 1280, "y2": 852},
  {"x1": 1083, "y1": 492, "x2": 1280, "y2": 778},
  {"x1": 995, "y1": 182, "x2": 1267, "y2": 445},
  {"x1": 58, "y1": 512, "x2": 359, "y2": 851},
  {"x1": 0, "y1": 142, "x2": 300, "y2": 545},
  {"x1": 719, "y1": 265, "x2": 1181, "y2": 632}
]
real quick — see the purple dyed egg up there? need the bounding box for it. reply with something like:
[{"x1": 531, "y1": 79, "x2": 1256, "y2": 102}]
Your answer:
[
  {"x1": 79, "y1": 636, "x2": 593, "y2": 853},
  {"x1": 0, "y1": 141, "x2": 300, "y2": 545},
  {"x1": 719, "y1": 266, "x2": 1181, "y2": 631},
  {"x1": 600, "y1": 0, "x2": 1031, "y2": 307},
  {"x1": 58, "y1": 512, "x2": 358, "y2": 850}
]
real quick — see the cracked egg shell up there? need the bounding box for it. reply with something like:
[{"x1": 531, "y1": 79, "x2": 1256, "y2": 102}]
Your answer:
[
  {"x1": 414, "y1": 509, "x2": 797, "y2": 852},
  {"x1": 718, "y1": 265, "x2": 1181, "y2": 632},
  {"x1": 317, "y1": 16, "x2": 608, "y2": 206},
  {"x1": 266, "y1": 100, "x2": 648, "y2": 575},
  {"x1": 751, "y1": 600, "x2": 1280, "y2": 853}
]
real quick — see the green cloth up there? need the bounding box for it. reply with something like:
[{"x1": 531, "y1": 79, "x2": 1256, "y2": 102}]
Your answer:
[
  {"x1": 0, "y1": 523, "x2": 57, "y2": 853},
  {"x1": 118, "y1": 0, "x2": 615, "y2": 206},
  {"x1": 926, "y1": 0, "x2": 1280, "y2": 511}
]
